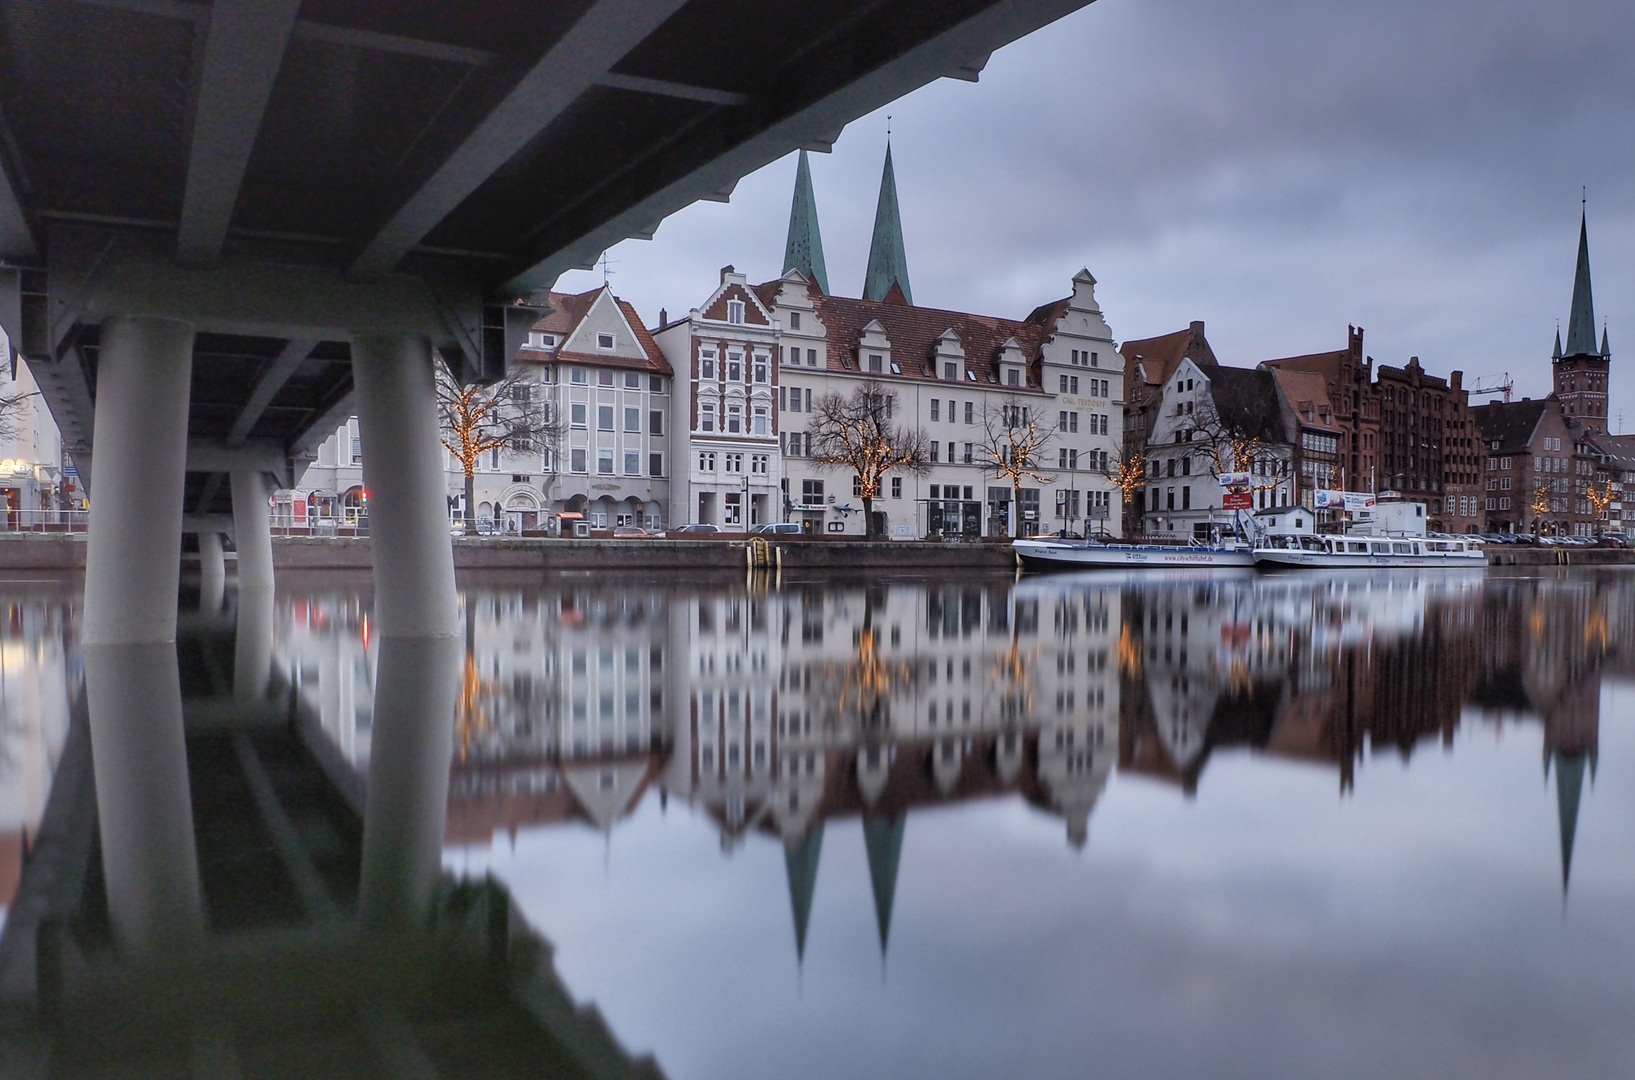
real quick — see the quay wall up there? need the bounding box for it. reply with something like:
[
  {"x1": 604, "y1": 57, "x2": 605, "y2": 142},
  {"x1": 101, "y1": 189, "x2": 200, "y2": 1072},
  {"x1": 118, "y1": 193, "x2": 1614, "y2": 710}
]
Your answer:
[{"x1": 0, "y1": 532, "x2": 1630, "y2": 572}]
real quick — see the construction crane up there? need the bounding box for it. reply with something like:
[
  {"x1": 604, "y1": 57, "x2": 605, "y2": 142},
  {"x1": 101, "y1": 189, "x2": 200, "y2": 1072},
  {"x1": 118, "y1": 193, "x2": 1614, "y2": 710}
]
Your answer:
[{"x1": 1468, "y1": 373, "x2": 1514, "y2": 402}]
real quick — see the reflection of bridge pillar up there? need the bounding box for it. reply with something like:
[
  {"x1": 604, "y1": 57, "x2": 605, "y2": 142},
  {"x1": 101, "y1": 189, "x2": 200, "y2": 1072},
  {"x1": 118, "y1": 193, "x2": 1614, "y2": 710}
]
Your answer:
[
  {"x1": 358, "y1": 636, "x2": 461, "y2": 930},
  {"x1": 234, "y1": 585, "x2": 274, "y2": 704},
  {"x1": 349, "y1": 334, "x2": 458, "y2": 638},
  {"x1": 84, "y1": 644, "x2": 204, "y2": 953},
  {"x1": 198, "y1": 531, "x2": 226, "y2": 613},
  {"x1": 83, "y1": 315, "x2": 194, "y2": 644}
]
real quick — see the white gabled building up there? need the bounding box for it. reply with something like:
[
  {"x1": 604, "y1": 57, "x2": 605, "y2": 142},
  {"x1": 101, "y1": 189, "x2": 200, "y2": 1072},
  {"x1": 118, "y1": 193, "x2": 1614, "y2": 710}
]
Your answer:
[{"x1": 653, "y1": 267, "x2": 782, "y2": 529}]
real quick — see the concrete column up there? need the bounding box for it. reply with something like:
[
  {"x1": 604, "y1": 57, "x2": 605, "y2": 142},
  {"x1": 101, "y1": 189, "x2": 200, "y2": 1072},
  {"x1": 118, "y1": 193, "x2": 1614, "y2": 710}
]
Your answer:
[
  {"x1": 230, "y1": 470, "x2": 274, "y2": 591},
  {"x1": 358, "y1": 636, "x2": 461, "y2": 930},
  {"x1": 198, "y1": 531, "x2": 226, "y2": 614},
  {"x1": 83, "y1": 316, "x2": 195, "y2": 645},
  {"x1": 84, "y1": 643, "x2": 204, "y2": 954},
  {"x1": 349, "y1": 335, "x2": 458, "y2": 639}
]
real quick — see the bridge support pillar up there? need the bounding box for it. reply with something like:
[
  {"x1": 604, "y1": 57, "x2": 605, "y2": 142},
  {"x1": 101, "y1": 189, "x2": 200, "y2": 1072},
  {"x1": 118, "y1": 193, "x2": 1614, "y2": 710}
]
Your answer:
[
  {"x1": 198, "y1": 531, "x2": 226, "y2": 613},
  {"x1": 230, "y1": 469, "x2": 274, "y2": 590},
  {"x1": 350, "y1": 334, "x2": 460, "y2": 929},
  {"x1": 83, "y1": 315, "x2": 194, "y2": 645},
  {"x1": 348, "y1": 334, "x2": 458, "y2": 638},
  {"x1": 231, "y1": 470, "x2": 275, "y2": 702}
]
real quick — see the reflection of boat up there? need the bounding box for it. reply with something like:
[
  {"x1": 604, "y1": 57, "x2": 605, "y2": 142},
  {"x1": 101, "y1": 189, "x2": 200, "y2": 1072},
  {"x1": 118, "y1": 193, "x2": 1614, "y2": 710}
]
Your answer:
[{"x1": 1014, "y1": 537, "x2": 1254, "y2": 571}]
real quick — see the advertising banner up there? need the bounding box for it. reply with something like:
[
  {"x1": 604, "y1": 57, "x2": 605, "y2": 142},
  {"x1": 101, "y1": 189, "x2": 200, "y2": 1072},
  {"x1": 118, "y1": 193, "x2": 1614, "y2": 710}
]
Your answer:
[
  {"x1": 1314, "y1": 490, "x2": 1377, "y2": 512},
  {"x1": 1220, "y1": 471, "x2": 1253, "y2": 510}
]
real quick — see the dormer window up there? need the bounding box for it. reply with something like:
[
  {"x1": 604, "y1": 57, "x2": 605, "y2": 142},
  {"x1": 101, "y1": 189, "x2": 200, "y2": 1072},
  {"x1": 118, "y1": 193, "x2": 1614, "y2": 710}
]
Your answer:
[
  {"x1": 597, "y1": 332, "x2": 615, "y2": 350},
  {"x1": 527, "y1": 331, "x2": 555, "y2": 349},
  {"x1": 944, "y1": 363, "x2": 958, "y2": 381},
  {"x1": 727, "y1": 300, "x2": 744, "y2": 324},
  {"x1": 966, "y1": 371, "x2": 977, "y2": 382},
  {"x1": 1007, "y1": 369, "x2": 1020, "y2": 386},
  {"x1": 868, "y1": 353, "x2": 884, "y2": 373}
]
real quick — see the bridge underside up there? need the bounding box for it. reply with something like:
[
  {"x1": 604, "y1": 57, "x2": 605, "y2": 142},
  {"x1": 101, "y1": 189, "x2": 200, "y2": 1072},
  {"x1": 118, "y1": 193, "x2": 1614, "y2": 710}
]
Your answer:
[{"x1": 0, "y1": 0, "x2": 1089, "y2": 506}]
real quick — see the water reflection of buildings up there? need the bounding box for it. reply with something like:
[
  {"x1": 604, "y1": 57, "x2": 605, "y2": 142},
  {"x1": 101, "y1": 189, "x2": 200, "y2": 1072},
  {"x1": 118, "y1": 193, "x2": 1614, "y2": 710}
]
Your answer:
[
  {"x1": 0, "y1": 590, "x2": 77, "y2": 929},
  {"x1": 273, "y1": 568, "x2": 1628, "y2": 962}
]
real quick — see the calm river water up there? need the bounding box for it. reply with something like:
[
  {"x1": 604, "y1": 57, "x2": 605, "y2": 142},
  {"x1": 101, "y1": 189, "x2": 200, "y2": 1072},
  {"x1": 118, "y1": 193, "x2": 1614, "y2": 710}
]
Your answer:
[{"x1": 3, "y1": 566, "x2": 1635, "y2": 1078}]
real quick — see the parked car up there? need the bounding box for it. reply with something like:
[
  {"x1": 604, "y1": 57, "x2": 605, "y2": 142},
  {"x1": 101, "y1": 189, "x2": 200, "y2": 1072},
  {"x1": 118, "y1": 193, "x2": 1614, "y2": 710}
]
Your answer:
[
  {"x1": 674, "y1": 523, "x2": 722, "y2": 534},
  {"x1": 611, "y1": 525, "x2": 651, "y2": 538},
  {"x1": 750, "y1": 522, "x2": 802, "y2": 536}
]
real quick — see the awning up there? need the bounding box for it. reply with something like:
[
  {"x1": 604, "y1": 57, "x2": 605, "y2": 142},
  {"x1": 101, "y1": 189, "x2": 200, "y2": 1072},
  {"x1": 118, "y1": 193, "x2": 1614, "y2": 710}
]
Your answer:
[{"x1": 557, "y1": 512, "x2": 584, "y2": 520}]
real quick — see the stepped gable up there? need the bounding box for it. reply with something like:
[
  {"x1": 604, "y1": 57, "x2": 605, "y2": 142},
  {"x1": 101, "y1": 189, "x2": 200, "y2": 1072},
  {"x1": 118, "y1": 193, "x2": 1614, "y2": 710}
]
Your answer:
[
  {"x1": 1472, "y1": 398, "x2": 1550, "y2": 452},
  {"x1": 807, "y1": 292, "x2": 1048, "y2": 385}
]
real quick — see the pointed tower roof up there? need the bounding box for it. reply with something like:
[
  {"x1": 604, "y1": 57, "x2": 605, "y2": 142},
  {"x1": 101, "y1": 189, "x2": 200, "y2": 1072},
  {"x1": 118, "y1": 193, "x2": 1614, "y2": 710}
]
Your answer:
[
  {"x1": 1601, "y1": 326, "x2": 1611, "y2": 358},
  {"x1": 862, "y1": 142, "x2": 912, "y2": 305},
  {"x1": 1553, "y1": 752, "x2": 1586, "y2": 893},
  {"x1": 1563, "y1": 211, "x2": 1598, "y2": 358},
  {"x1": 862, "y1": 814, "x2": 905, "y2": 955},
  {"x1": 783, "y1": 150, "x2": 829, "y2": 295},
  {"x1": 784, "y1": 825, "x2": 824, "y2": 961},
  {"x1": 1552, "y1": 328, "x2": 1563, "y2": 359}
]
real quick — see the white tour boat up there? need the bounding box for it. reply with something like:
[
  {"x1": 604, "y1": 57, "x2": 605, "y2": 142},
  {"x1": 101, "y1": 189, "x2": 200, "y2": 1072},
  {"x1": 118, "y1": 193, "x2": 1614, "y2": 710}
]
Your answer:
[
  {"x1": 1251, "y1": 499, "x2": 1486, "y2": 569},
  {"x1": 1014, "y1": 536, "x2": 1255, "y2": 571}
]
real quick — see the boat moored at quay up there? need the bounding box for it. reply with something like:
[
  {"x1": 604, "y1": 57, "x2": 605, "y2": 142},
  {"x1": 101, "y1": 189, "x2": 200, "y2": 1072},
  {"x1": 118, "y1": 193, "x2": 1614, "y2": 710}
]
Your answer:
[{"x1": 1013, "y1": 537, "x2": 1255, "y2": 571}]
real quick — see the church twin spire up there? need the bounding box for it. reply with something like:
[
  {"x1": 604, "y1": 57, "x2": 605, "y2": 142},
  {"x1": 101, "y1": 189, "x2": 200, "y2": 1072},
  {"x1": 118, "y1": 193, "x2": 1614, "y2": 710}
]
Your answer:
[
  {"x1": 781, "y1": 139, "x2": 913, "y2": 305},
  {"x1": 1562, "y1": 209, "x2": 1604, "y2": 360}
]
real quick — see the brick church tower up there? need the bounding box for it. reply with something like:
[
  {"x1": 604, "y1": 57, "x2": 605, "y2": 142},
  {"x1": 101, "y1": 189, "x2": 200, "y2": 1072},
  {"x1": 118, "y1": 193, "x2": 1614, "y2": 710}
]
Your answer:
[{"x1": 1552, "y1": 209, "x2": 1611, "y2": 432}]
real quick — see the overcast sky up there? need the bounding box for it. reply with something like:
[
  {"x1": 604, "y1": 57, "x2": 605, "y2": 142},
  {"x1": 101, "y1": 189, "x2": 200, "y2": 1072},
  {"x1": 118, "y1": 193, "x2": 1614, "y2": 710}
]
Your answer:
[{"x1": 558, "y1": 0, "x2": 1635, "y2": 427}]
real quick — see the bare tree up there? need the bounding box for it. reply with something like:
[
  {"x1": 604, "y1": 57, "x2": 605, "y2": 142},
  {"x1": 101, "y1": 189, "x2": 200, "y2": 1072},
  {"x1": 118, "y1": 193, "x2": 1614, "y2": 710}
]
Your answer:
[
  {"x1": 807, "y1": 382, "x2": 931, "y2": 537},
  {"x1": 436, "y1": 359, "x2": 561, "y2": 530},
  {"x1": 1585, "y1": 478, "x2": 1615, "y2": 533},
  {"x1": 978, "y1": 396, "x2": 1055, "y2": 537},
  {"x1": 1101, "y1": 441, "x2": 1147, "y2": 536}
]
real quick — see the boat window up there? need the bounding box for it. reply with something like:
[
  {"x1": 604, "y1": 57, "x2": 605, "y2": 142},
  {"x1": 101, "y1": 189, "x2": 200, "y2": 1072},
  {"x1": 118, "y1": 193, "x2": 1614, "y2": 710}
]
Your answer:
[
  {"x1": 1301, "y1": 536, "x2": 1324, "y2": 551},
  {"x1": 1393, "y1": 543, "x2": 1413, "y2": 555},
  {"x1": 1371, "y1": 542, "x2": 1390, "y2": 554},
  {"x1": 1349, "y1": 542, "x2": 1368, "y2": 553}
]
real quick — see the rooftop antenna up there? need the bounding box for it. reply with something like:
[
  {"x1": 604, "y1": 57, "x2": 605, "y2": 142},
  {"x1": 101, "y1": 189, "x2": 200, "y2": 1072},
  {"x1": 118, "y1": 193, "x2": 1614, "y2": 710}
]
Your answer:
[{"x1": 599, "y1": 251, "x2": 618, "y2": 285}]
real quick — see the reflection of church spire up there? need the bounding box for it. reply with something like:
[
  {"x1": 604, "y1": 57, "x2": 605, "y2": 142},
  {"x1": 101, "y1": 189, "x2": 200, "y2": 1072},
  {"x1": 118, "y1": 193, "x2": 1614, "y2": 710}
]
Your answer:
[
  {"x1": 862, "y1": 814, "x2": 905, "y2": 955},
  {"x1": 784, "y1": 826, "x2": 824, "y2": 960},
  {"x1": 1550, "y1": 752, "x2": 1587, "y2": 893},
  {"x1": 783, "y1": 150, "x2": 829, "y2": 294}
]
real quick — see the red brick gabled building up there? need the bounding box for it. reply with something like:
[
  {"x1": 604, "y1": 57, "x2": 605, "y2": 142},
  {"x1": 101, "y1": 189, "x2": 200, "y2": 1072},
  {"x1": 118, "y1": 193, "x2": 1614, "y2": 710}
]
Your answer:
[{"x1": 1260, "y1": 326, "x2": 1379, "y2": 492}]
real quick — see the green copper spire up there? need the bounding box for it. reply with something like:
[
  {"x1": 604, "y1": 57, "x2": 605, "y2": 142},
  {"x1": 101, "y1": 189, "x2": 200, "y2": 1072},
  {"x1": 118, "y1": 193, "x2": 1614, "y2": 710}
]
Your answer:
[
  {"x1": 1552, "y1": 328, "x2": 1562, "y2": 359},
  {"x1": 784, "y1": 825, "x2": 824, "y2": 961},
  {"x1": 1601, "y1": 325, "x2": 1611, "y2": 358},
  {"x1": 1553, "y1": 752, "x2": 1586, "y2": 893},
  {"x1": 862, "y1": 814, "x2": 905, "y2": 955},
  {"x1": 1564, "y1": 211, "x2": 1598, "y2": 358},
  {"x1": 783, "y1": 150, "x2": 829, "y2": 294},
  {"x1": 862, "y1": 141, "x2": 912, "y2": 304}
]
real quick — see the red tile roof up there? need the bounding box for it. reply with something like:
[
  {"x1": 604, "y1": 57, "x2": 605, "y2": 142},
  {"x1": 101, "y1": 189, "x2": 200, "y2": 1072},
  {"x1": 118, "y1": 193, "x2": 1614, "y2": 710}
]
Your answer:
[
  {"x1": 801, "y1": 291, "x2": 1051, "y2": 387},
  {"x1": 1120, "y1": 326, "x2": 1216, "y2": 388},
  {"x1": 518, "y1": 287, "x2": 672, "y2": 376}
]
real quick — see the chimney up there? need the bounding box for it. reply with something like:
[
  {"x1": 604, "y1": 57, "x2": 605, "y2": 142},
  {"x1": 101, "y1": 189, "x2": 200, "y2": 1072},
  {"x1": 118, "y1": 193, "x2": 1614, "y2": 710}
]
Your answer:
[
  {"x1": 720, "y1": 265, "x2": 734, "y2": 283},
  {"x1": 1190, "y1": 320, "x2": 1205, "y2": 336},
  {"x1": 659, "y1": 307, "x2": 668, "y2": 327}
]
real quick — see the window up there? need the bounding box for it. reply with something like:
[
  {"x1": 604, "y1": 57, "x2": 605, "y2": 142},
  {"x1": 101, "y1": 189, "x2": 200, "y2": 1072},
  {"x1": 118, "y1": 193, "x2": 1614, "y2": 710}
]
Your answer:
[
  {"x1": 802, "y1": 479, "x2": 824, "y2": 502},
  {"x1": 624, "y1": 407, "x2": 641, "y2": 432},
  {"x1": 931, "y1": 442, "x2": 940, "y2": 463},
  {"x1": 807, "y1": 349, "x2": 817, "y2": 367},
  {"x1": 727, "y1": 403, "x2": 742, "y2": 434},
  {"x1": 624, "y1": 451, "x2": 641, "y2": 475},
  {"x1": 1500, "y1": 477, "x2": 1511, "y2": 490},
  {"x1": 698, "y1": 451, "x2": 717, "y2": 472},
  {"x1": 754, "y1": 358, "x2": 768, "y2": 382},
  {"x1": 724, "y1": 492, "x2": 742, "y2": 524},
  {"x1": 700, "y1": 354, "x2": 716, "y2": 380},
  {"x1": 1501, "y1": 457, "x2": 1511, "y2": 470},
  {"x1": 728, "y1": 357, "x2": 742, "y2": 382},
  {"x1": 1090, "y1": 351, "x2": 1098, "y2": 367},
  {"x1": 1059, "y1": 410, "x2": 1069, "y2": 431},
  {"x1": 597, "y1": 369, "x2": 614, "y2": 387},
  {"x1": 963, "y1": 443, "x2": 973, "y2": 464},
  {"x1": 597, "y1": 449, "x2": 614, "y2": 474},
  {"x1": 1500, "y1": 497, "x2": 1511, "y2": 510},
  {"x1": 1060, "y1": 374, "x2": 1069, "y2": 393},
  {"x1": 571, "y1": 448, "x2": 587, "y2": 472},
  {"x1": 752, "y1": 453, "x2": 768, "y2": 474},
  {"x1": 650, "y1": 410, "x2": 663, "y2": 435},
  {"x1": 597, "y1": 333, "x2": 615, "y2": 350},
  {"x1": 570, "y1": 367, "x2": 587, "y2": 384},
  {"x1": 350, "y1": 434, "x2": 362, "y2": 465},
  {"x1": 944, "y1": 363, "x2": 958, "y2": 381},
  {"x1": 868, "y1": 353, "x2": 883, "y2": 373},
  {"x1": 964, "y1": 401, "x2": 974, "y2": 424},
  {"x1": 753, "y1": 406, "x2": 769, "y2": 435},
  {"x1": 891, "y1": 476, "x2": 902, "y2": 498},
  {"x1": 931, "y1": 400, "x2": 940, "y2": 422},
  {"x1": 853, "y1": 475, "x2": 862, "y2": 497},
  {"x1": 700, "y1": 403, "x2": 715, "y2": 432},
  {"x1": 727, "y1": 300, "x2": 744, "y2": 324},
  {"x1": 570, "y1": 403, "x2": 587, "y2": 428},
  {"x1": 1007, "y1": 369, "x2": 1019, "y2": 386},
  {"x1": 1070, "y1": 376, "x2": 1079, "y2": 394},
  {"x1": 649, "y1": 452, "x2": 664, "y2": 477},
  {"x1": 726, "y1": 453, "x2": 743, "y2": 473},
  {"x1": 791, "y1": 312, "x2": 801, "y2": 330},
  {"x1": 598, "y1": 405, "x2": 614, "y2": 431}
]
